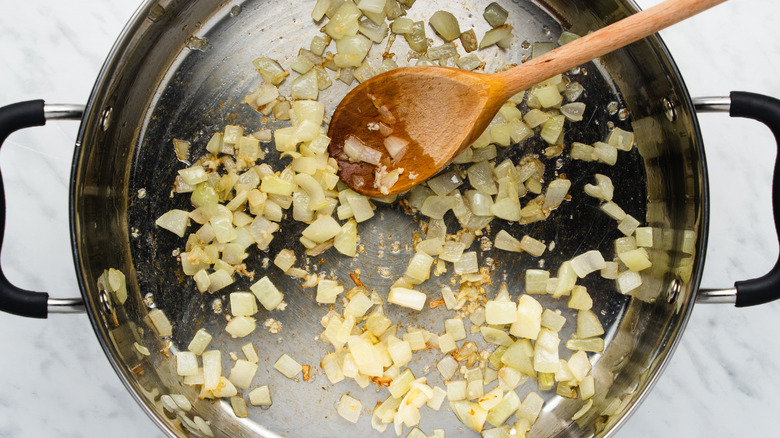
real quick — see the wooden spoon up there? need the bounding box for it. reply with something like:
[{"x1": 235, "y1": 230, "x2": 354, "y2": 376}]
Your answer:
[{"x1": 328, "y1": 0, "x2": 725, "y2": 197}]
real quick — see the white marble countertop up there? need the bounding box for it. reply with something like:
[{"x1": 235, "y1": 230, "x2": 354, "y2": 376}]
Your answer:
[{"x1": 1, "y1": 0, "x2": 779, "y2": 437}]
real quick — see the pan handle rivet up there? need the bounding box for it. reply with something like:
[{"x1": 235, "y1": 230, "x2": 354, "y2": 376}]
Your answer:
[
  {"x1": 99, "y1": 289, "x2": 114, "y2": 315},
  {"x1": 663, "y1": 98, "x2": 676, "y2": 122},
  {"x1": 666, "y1": 278, "x2": 681, "y2": 303},
  {"x1": 101, "y1": 106, "x2": 112, "y2": 132}
]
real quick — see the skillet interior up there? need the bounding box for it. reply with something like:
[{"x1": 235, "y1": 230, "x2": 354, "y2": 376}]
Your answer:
[{"x1": 71, "y1": 0, "x2": 706, "y2": 436}]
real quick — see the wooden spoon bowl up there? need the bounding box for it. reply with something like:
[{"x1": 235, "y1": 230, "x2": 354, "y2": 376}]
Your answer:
[{"x1": 328, "y1": 67, "x2": 503, "y2": 196}]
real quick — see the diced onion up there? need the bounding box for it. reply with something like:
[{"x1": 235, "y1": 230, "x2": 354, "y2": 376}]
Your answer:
[
  {"x1": 576, "y1": 309, "x2": 605, "y2": 338},
  {"x1": 337, "y1": 394, "x2": 363, "y2": 423},
  {"x1": 584, "y1": 174, "x2": 614, "y2": 201},
  {"x1": 618, "y1": 248, "x2": 652, "y2": 272},
  {"x1": 250, "y1": 276, "x2": 284, "y2": 310},
  {"x1": 291, "y1": 69, "x2": 319, "y2": 100},
  {"x1": 252, "y1": 57, "x2": 288, "y2": 85},
  {"x1": 324, "y1": 1, "x2": 361, "y2": 39},
  {"x1": 453, "y1": 251, "x2": 478, "y2": 275},
  {"x1": 229, "y1": 359, "x2": 259, "y2": 390},
  {"x1": 533, "y1": 329, "x2": 561, "y2": 373},
  {"x1": 509, "y1": 295, "x2": 542, "y2": 339},
  {"x1": 429, "y1": 11, "x2": 461, "y2": 42},
  {"x1": 617, "y1": 270, "x2": 643, "y2": 294},
  {"x1": 202, "y1": 350, "x2": 222, "y2": 392},
  {"x1": 445, "y1": 317, "x2": 467, "y2": 341},
  {"x1": 600, "y1": 201, "x2": 626, "y2": 221},
  {"x1": 483, "y1": 2, "x2": 508, "y2": 27},
  {"x1": 148, "y1": 308, "x2": 173, "y2": 337},
  {"x1": 420, "y1": 195, "x2": 457, "y2": 219},
  {"x1": 388, "y1": 287, "x2": 426, "y2": 310},
  {"x1": 357, "y1": 0, "x2": 384, "y2": 14},
  {"x1": 560, "y1": 102, "x2": 586, "y2": 121},
  {"x1": 519, "y1": 235, "x2": 546, "y2": 257},
  {"x1": 302, "y1": 214, "x2": 342, "y2": 243},
  {"x1": 405, "y1": 21, "x2": 428, "y2": 53},
  {"x1": 607, "y1": 127, "x2": 635, "y2": 151},
  {"x1": 230, "y1": 292, "x2": 259, "y2": 316},
  {"x1": 249, "y1": 385, "x2": 273, "y2": 406},
  {"x1": 535, "y1": 86, "x2": 563, "y2": 109},
  {"x1": 558, "y1": 30, "x2": 581, "y2": 46},
  {"x1": 479, "y1": 24, "x2": 513, "y2": 49},
  {"x1": 274, "y1": 354, "x2": 303, "y2": 379},
  {"x1": 343, "y1": 135, "x2": 382, "y2": 166},
  {"x1": 485, "y1": 300, "x2": 518, "y2": 325},
  {"x1": 225, "y1": 316, "x2": 256, "y2": 338},
  {"x1": 156, "y1": 209, "x2": 190, "y2": 237},
  {"x1": 618, "y1": 214, "x2": 641, "y2": 236},
  {"x1": 177, "y1": 352, "x2": 199, "y2": 376},
  {"x1": 570, "y1": 250, "x2": 607, "y2": 278},
  {"x1": 486, "y1": 390, "x2": 520, "y2": 427}
]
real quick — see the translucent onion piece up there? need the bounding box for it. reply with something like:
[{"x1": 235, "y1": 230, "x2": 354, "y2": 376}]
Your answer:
[
  {"x1": 357, "y1": 0, "x2": 384, "y2": 14},
  {"x1": 485, "y1": 300, "x2": 518, "y2": 325},
  {"x1": 188, "y1": 329, "x2": 213, "y2": 355},
  {"x1": 457, "y1": 52, "x2": 482, "y2": 70},
  {"x1": 483, "y1": 2, "x2": 508, "y2": 27},
  {"x1": 486, "y1": 390, "x2": 520, "y2": 427},
  {"x1": 519, "y1": 235, "x2": 546, "y2": 257},
  {"x1": 509, "y1": 295, "x2": 542, "y2": 339},
  {"x1": 149, "y1": 308, "x2": 173, "y2": 337},
  {"x1": 250, "y1": 276, "x2": 284, "y2": 310},
  {"x1": 453, "y1": 251, "x2": 478, "y2": 275},
  {"x1": 560, "y1": 102, "x2": 586, "y2": 121},
  {"x1": 225, "y1": 316, "x2": 256, "y2": 338},
  {"x1": 618, "y1": 214, "x2": 641, "y2": 236},
  {"x1": 230, "y1": 292, "x2": 259, "y2": 316},
  {"x1": 533, "y1": 329, "x2": 561, "y2": 373},
  {"x1": 249, "y1": 386, "x2": 273, "y2": 406},
  {"x1": 202, "y1": 350, "x2": 222, "y2": 392},
  {"x1": 429, "y1": 11, "x2": 461, "y2": 41},
  {"x1": 252, "y1": 57, "x2": 288, "y2": 85},
  {"x1": 274, "y1": 354, "x2": 303, "y2": 379},
  {"x1": 316, "y1": 279, "x2": 345, "y2": 303},
  {"x1": 290, "y1": 69, "x2": 319, "y2": 100},
  {"x1": 338, "y1": 394, "x2": 363, "y2": 424},
  {"x1": 388, "y1": 287, "x2": 426, "y2": 310},
  {"x1": 383, "y1": 136, "x2": 409, "y2": 160},
  {"x1": 324, "y1": 1, "x2": 361, "y2": 40},
  {"x1": 576, "y1": 310, "x2": 605, "y2": 338},
  {"x1": 480, "y1": 24, "x2": 513, "y2": 49},
  {"x1": 302, "y1": 214, "x2": 342, "y2": 243},
  {"x1": 607, "y1": 127, "x2": 635, "y2": 151},
  {"x1": 391, "y1": 17, "x2": 414, "y2": 34},
  {"x1": 156, "y1": 209, "x2": 190, "y2": 237},
  {"x1": 420, "y1": 195, "x2": 457, "y2": 219},
  {"x1": 558, "y1": 31, "x2": 581, "y2": 46},
  {"x1": 570, "y1": 250, "x2": 607, "y2": 278},
  {"x1": 583, "y1": 173, "x2": 614, "y2": 201},
  {"x1": 445, "y1": 317, "x2": 467, "y2": 340},
  {"x1": 617, "y1": 269, "x2": 644, "y2": 295},
  {"x1": 229, "y1": 359, "x2": 259, "y2": 390},
  {"x1": 344, "y1": 135, "x2": 382, "y2": 165},
  {"x1": 460, "y1": 29, "x2": 479, "y2": 53},
  {"x1": 405, "y1": 21, "x2": 428, "y2": 53}
]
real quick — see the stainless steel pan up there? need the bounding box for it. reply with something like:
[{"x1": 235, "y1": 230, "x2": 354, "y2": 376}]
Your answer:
[{"x1": 2, "y1": 0, "x2": 779, "y2": 437}]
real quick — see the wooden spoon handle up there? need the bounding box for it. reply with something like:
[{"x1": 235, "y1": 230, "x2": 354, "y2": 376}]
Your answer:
[{"x1": 496, "y1": 0, "x2": 727, "y2": 98}]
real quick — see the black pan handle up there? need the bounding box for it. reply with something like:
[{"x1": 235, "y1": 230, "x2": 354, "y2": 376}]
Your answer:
[
  {"x1": 0, "y1": 100, "x2": 85, "y2": 318},
  {"x1": 730, "y1": 92, "x2": 780, "y2": 307},
  {"x1": 696, "y1": 92, "x2": 780, "y2": 307}
]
